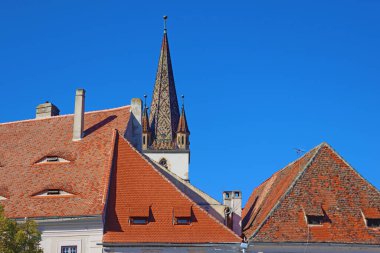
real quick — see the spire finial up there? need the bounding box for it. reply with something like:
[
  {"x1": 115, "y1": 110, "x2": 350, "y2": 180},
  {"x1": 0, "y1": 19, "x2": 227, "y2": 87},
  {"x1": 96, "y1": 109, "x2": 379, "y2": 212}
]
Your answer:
[
  {"x1": 181, "y1": 95, "x2": 185, "y2": 109},
  {"x1": 163, "y1": 15, "x2": 168, "y2": 33},
  {"x1": 144, "y1": 94, "x2": 147, "y2": 109}
]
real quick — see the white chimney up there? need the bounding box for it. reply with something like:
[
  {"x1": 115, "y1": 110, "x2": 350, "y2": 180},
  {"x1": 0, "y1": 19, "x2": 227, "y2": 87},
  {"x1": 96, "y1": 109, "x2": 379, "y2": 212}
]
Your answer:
[
  {"x1": 72, "y1": 89, "x2": 85, "y2": 141},
  {"x1": 223, "y1": 190, "x2": 242, "y2": 235}
]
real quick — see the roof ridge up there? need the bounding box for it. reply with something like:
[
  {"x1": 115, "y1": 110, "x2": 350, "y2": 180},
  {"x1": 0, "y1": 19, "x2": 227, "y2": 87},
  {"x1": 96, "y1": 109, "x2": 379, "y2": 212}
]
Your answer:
[
  {"x1": 119, "y1": 135, "x2": 242, "y2": 241},
  {"x1": 0, "y1": 105, "x2": 131, "y2": 126},
  {"x1": 248, "y1": 142, "x2": 325, "y2": 195},
  {"x1": 149, "y1": 159, "x2": 222, "y2": 205},
  {"x1": 248, "y1": 143, "x2": 324, "y2": 240}
]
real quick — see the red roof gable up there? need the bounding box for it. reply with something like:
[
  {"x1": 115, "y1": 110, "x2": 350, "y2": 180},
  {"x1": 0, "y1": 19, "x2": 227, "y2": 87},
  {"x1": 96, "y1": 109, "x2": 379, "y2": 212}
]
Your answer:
[
  {"x1": 242, "y1": 143, "x2": 380, "y2": 244},
  {"x1": 0, "y1": 106, "x2": 130, "y2": 218},
  {"x1": 103, "y1": 134, "x2": 241, "y2": 243}
]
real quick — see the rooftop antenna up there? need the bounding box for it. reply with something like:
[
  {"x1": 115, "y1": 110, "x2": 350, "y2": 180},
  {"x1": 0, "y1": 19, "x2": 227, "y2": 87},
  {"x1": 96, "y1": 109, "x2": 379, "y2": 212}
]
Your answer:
[
  {"x1": 294, "y1": 147, "x2": 305, "y2": 156},
  {"x1": 163, "y1": 15, "x2": 168, "y2": 33}
]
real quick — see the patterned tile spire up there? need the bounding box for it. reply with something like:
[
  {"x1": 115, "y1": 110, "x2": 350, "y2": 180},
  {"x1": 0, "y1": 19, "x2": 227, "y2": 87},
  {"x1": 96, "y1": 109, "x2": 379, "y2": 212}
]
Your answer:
[{"x1": 149, "y1": 16, "x2": 180, "y2": 150}]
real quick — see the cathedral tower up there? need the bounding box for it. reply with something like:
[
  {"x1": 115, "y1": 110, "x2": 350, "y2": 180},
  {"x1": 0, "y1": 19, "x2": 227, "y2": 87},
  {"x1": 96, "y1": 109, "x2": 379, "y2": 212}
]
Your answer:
[{"x1": 142, "y1": 16, "x2": 191, "y2": 181}]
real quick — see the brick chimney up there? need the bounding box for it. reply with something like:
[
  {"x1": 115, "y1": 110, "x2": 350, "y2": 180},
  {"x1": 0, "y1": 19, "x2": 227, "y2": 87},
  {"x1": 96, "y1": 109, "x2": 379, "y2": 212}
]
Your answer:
[
  {"x1": 72, "y1": 89, "x2": 85, "y2": 141},
  {"x1": 35, "y1": 102, "x2": 60, "y2": 119}
]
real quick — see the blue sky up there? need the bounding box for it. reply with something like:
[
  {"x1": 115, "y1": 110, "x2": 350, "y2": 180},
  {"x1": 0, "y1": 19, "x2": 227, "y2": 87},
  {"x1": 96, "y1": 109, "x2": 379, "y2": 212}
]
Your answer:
[{"x1": 1, "y1": 1, "x2": 379, "y2": 204}]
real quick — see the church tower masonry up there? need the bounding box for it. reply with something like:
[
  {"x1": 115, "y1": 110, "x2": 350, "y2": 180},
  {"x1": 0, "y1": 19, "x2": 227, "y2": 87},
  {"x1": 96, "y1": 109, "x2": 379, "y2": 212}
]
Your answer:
[{"x1": 142, "y1": 17, "x2": 191, "y2": 181}]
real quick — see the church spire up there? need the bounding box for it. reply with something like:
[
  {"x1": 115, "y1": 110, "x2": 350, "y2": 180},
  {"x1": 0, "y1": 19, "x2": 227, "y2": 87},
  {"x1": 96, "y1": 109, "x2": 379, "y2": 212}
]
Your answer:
[
  {"x1": 176, "y1": 96, "x2": 190, "y2": 150},
  {"x1": 149, "y1": 16, "x2": 180, "y2": 150}
]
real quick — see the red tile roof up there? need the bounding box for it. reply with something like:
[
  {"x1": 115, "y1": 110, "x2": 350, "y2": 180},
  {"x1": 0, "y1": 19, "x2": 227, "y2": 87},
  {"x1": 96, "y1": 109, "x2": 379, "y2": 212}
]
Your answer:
[
  {"x1": 103, "y1": 134, "x2": 241, "y2": 243},
  {"x1": 0, "y1": 106, "x2": 130, "y2": 218},
  {"x1": 242, "y1": 143, "x2": 380, "y2": 244}
]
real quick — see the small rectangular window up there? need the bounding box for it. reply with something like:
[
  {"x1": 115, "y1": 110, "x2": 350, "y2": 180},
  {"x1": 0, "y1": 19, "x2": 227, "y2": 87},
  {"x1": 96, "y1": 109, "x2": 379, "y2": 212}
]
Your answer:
[
  {"x1": 130, "y1": 217, "x2": 148, "y2": 225},
  {"x1": 307, "y1": 215, "x2": 324, "y2": 225},
  {"x1": 234, "y1": 192, "x2": 240, "y2": 198},
  {"x1": 46, "y1": 156, "x2": 59, "y2": 162},
  {"x1": 61, "y1": 246, "x2": 77, "y2": 253},
  {"x1": 47, "y1": 189, "x2": 60, "y2": 195},
  {"x1": 176, "y1": 217, "x2": 191, "y2": 225},
  {"x1": 367, "y1": 218, "x2": 380, "y2": 228}
]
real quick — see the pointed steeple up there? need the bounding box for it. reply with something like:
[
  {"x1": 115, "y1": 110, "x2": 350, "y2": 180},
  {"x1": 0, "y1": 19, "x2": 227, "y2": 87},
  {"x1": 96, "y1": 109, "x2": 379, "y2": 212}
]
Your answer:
[
  {"x1": 177, "y1": 96, "x2": 190, "y2": 134},
  {"x1": 142, "y1": 107, "x2": 150, "y2": 133},
  {"x1": 142, "y1": 95, "x2": 151, "y2": 150},
  {"x1": 176, "y1": 95, "x2": 190, "y2": 150},
  {"x1": 149, "y1": 16, "x2": 180, "y2": 150}
]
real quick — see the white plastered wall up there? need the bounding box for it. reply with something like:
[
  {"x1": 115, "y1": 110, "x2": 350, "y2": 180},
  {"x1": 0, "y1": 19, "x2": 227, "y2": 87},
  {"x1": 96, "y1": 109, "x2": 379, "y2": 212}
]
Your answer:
[
  {"x1": 37, "y1": 216, "x2": 103, "y2": 253},
  {"x1": 145, "y1": 152, "x2": 190, "y2": 180}
]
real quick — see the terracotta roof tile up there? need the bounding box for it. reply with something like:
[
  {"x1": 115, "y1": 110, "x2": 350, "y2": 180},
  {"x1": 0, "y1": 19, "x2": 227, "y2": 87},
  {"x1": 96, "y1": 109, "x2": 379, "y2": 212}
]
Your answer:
[
  {"x1": 242, "y1": 143, "x2": 380, "y2": 244},
  {"x1": 0, "y1": 106, "x2": 130, "y2": 218},
  {"x1": 103, "y1": 134, "x2": 241, "y2": 243}
]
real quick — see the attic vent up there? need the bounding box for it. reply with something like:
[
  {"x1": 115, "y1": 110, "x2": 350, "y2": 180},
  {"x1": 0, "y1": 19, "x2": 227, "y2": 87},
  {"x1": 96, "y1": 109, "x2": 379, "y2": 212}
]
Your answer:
[
  {"x1": 33, "y1": 189, "x2": 73, "y2": 197},
  {"x1": 46, "y1": 156, "x2": 59, "y2": 162},
  {"x1": 47, "y1": 189, "x2": 60, "y2": 195},
  {"x1": 37, "y1": 156, "x2": 70, "y2": 164}
]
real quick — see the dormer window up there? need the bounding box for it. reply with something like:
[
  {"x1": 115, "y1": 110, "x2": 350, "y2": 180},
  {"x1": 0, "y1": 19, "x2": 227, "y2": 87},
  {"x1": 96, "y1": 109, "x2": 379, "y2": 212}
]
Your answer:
[
  {"x1": 129, "y1": 207, "x2": 150, "y2": 225},
  {"x1": 306, "y1": 215, "x2": 324, "y2": 225},
  {"x1": 362, "y1": 208, "x2": 380, "y2": 228},
  {"x1": 130, "y1": 217, "x2": 149, "y2": 225},
  {"x1": 303, "y1": 205, "x2": 328, "y2": 226},
  {"x1": 176, "y1": 217, "x2": 191, "y2": 225},
  {"x1": 33, "y1": 189, "x2": 73, "y2": 197},
  {"x1": 367, "y1": 219, "x2": 380, "y2": 228},
  {"x1": 173, "y1": 206, "x2": 192, "y2": 225}
]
